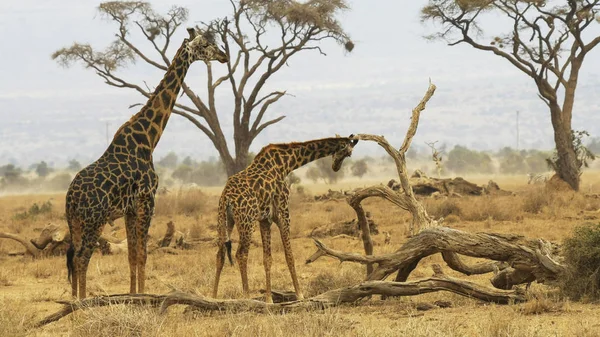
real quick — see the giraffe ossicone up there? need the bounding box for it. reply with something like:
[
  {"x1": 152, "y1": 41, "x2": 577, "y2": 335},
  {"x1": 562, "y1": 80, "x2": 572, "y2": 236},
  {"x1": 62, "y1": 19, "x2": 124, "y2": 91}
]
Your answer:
[
  {"x1": 212, "y1": 135, "x2": 359, "y2": 303},
  {"x1": 65, "y1": 28, "x2": 227, "y2": 299}
]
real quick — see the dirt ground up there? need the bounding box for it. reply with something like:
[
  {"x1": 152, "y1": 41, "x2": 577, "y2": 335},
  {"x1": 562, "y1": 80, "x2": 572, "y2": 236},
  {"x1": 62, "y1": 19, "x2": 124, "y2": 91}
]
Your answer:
[{"x1": 1, "y1": 173, "x2": 600, "y2": 337}]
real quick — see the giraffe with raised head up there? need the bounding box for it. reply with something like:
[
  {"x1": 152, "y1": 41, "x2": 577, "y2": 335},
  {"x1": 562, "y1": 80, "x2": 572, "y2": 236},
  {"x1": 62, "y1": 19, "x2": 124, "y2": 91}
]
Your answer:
[
  {"x1": 66, "y1": 27, "x2": 228, "y2": 299},
  {"x1": 212, "y1": 135, "x2": 359, "y2": 302}
]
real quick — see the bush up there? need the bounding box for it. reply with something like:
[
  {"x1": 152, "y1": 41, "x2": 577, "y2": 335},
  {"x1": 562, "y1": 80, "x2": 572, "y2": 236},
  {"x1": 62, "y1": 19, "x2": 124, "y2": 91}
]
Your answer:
[
  {"x1": 560, "y1": 223, "x2": 600, "y2": 301},
  {"x1": 286, "y1": 172, "x2": 301, "y2": 186},
  {"x1": 446, "y1": 145, "x2": 495, "y2": 174},
  {"x1": 522, "y1": 188, "x2": 550, "y2": 214},
  {"x1": 350, "y1": 159, "x2": 368, "y2": 178},
  {"x1": 305, "y1": 157, "x2": 345, "y2": 184},
  {"x1": 154, "y1": 189, "x2": 207, "y2": 217},
  {"x1": 424, "y1": 199, "x2": 462, "y2": 219},
  {"x1": 43, "y1": 172, "x2": 73, "y2": 191},
  {"x1": 13, "y1": 201, "x2": 53, "y2": 220}
]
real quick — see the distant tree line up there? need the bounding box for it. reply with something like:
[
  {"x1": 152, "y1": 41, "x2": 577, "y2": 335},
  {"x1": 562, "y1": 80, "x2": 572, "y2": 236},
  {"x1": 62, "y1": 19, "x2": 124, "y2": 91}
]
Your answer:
[{"x1": 1, "y1": 137, "x2": 599, "y2": 193}]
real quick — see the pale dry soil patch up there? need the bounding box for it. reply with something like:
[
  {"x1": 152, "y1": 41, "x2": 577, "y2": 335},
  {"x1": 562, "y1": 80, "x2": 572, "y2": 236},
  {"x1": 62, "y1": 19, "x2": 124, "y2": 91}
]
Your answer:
[{"x1": 1, "y1": 173, "x2": 600, "y2": 336}]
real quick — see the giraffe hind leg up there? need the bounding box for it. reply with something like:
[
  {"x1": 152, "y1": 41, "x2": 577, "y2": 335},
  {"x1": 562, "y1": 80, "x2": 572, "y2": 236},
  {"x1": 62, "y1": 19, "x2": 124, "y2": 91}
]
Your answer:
[
  {"x1": 259, "y1": 219, "x2": 273, "y2": 303},
  {"x1": 277, "y1": 214, "x2": 304, "y2": 300},
  {"x1": 135, "y1": 195, "x2": 154, "y2": 294},
  {"x1": 236, "y1": 222, "x2": 255, "y2": 298},
  {"x1": 213, "y1": 210, "x2": 235, "y2": 298},
  {"x1": 213, "y1": 243, "x2": 225, "y2": 298},
  {"x1": 75, "y1": 226, "x2": 102, "y2": 299},
  {"x1": 67, "y1": 217, "x2": 82, "y2": 298}
]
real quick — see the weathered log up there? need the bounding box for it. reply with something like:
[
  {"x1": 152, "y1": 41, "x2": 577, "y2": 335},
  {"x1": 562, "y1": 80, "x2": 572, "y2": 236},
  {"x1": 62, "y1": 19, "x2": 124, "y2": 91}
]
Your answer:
[
  {"x1": 30, "y1": 223, "x2": 68, "y2": 250},
  {"x1": 441, "y1": 251, "x2": 509, "y2": 276},
  {"x1": 307, "y1": 226, "x2": 565, "y2": 289},
  {"x1": 159, "y1": 221, "x2": 176, "y2": 247},
  {"x1": 0, "y1": 232, "x2": 42, "y2": 257},
  {"x1": 389, "y1": 171, "x2": 513, "y2": 197},
  {"x1": 36, "y1": 265, "x2": 524, "y2": 327},
  {"x1": 1, "y1": 223, "x2": 71, "y2": 257},
  {"x1": 97, "y1": 236, "x2": 128, "y2": 255}
]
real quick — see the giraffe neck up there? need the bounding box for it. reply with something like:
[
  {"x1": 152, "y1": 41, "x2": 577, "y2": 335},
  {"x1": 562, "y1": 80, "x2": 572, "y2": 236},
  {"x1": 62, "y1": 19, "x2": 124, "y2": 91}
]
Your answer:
[
  {"x1": 254, "y1": 138, "x2": 348, "y2": 176},
  {"x1": 107, "y1": 42, "x2": 192, "y2": 156}
]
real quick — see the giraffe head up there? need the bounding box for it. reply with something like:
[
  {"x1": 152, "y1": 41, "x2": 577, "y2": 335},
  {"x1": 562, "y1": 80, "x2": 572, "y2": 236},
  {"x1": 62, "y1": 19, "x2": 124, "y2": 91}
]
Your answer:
[
  {"x1": 332, "y1": 134, "x2": 359, "y2": 172},
  {"x1": 185, "y1": 27, "x2": 228, "y2": 64}
]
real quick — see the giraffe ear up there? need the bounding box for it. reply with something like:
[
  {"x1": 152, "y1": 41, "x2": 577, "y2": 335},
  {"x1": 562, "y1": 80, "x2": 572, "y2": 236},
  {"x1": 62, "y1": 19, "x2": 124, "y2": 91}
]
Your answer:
[{"x1": 186, "y1": 27, "x2": 197, "y2": 39}]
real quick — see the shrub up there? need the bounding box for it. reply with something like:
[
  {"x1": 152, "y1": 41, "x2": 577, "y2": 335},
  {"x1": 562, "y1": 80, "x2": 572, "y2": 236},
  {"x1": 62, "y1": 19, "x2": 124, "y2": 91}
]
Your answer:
[
  {"x1": 13, "y1": 201, "x2": 53, "y2": 220},
  {"x1": 424, "y1": 199, "x2": 462, "y2": 219},
  {"x1": 154, "y1": 189, "x2": 207, "y2": 217},
  {"x1": 306, "y1": 268, "x2": 363, "y2": 297},
  {"x1": 350, "y1": 159, "x2": 368, "y2": 178},
  {"x1": 43, "y1": 172, "x2": 72, "y2": 191},
  {"x1": 560, "y1": 223, "x2": 600, "y2": 301},
  {"x1": 305, "y1": 157, "x2": 345, "y2": 184},
  {"x1": 446, "y1": 145, "x2": 494, "y2": 174},
  {"x1": 522, "y1": 188, "x2": 550, "y2": 214}
]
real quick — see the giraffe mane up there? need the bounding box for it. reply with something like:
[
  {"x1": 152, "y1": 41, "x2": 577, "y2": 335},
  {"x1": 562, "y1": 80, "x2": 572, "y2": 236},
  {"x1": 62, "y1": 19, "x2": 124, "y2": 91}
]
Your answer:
[{"x1": 255, "y1": 137, "x2": 352, "y2": 157}]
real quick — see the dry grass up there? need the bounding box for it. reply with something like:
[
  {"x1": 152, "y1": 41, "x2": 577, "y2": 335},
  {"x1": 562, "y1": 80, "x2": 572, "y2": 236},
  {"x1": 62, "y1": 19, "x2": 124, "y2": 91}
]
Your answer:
[
  {"x1": 2, "y1": 174, "x2": 600, "y2": 336},
  {"x1": 154, "y1": 188, "x2": 210, "y2": 218}
]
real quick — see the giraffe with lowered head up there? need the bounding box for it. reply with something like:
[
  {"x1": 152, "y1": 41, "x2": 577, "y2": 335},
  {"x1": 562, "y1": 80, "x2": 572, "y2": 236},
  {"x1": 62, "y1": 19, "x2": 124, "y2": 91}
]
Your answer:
[
  {"x1": 66, "y1": 27, "x2": 228, "y2": 298},
  {"x1": 213, "y1": 135, "x2": 359, "y2": 302}
]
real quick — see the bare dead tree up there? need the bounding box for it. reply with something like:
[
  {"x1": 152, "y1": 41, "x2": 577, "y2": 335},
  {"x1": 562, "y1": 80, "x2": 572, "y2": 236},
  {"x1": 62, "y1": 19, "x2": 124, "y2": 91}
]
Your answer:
[
  {"x1": 52, "y1": 1, "x2": 353, "y2": 176},
  {"x1": 421, "y1": 0, "x2": 600, "y2": 191},
  {"x1": 308, "y1": 226, "x2": 565, "y2": 289},
  {"x1": 425, "y1": 141, "x2": 443, "y2": 178}
]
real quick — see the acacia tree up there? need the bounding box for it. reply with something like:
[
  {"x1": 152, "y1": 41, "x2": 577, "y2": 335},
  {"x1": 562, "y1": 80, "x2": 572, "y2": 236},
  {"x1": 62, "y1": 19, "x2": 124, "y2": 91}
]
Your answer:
[
  {"x1": 53, "y1": 0, "x2": 352, "y2": 176},
  {"x1": 421, "y1": 0, "x2": 600, "y2": 190}
]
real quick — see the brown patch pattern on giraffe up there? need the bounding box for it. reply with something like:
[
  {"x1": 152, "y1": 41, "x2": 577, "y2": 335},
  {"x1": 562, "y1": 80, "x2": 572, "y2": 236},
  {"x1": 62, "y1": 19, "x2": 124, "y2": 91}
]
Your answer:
[
  {"x1": 65, "y1": 28, "x2": 227, "y2": 299},
  {"x1": 212, "y1": 136, "x2": 358, "y2": 302}
]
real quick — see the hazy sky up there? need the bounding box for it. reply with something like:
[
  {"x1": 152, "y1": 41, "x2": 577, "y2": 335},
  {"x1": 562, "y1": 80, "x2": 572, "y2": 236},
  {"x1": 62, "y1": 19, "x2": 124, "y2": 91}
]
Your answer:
[{"x1": 1, "y1": 0, "x2": 599, "y2": 167}]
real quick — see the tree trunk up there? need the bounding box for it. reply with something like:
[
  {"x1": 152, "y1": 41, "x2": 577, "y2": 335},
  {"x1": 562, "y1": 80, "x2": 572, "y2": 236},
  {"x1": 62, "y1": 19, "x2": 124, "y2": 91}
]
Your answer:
[{"x1": 550, "y1": 104, "x2": 579, "y2": 191}]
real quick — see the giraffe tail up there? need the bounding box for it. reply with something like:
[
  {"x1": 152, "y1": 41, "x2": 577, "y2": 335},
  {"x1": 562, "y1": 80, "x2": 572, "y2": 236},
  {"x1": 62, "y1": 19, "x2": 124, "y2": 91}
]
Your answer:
[
  {"x1": 66, "y1": 244, "x2": 75, "y2": 283},
  {"x1": 224, "y1": 202, "x2": 234, "y2": 266},
  {"x1": 225, "y1": 241, "x2": 233, "y2": 266}
]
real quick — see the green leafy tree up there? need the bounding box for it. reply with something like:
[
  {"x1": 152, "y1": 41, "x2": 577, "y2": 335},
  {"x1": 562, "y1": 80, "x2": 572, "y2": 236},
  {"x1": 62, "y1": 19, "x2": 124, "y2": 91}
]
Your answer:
[
  {"x1": 498, "y1": 147, "x2": 527, "y2": 174},
  {"x1": 548, "y1": 130, "x2": 596, "y2": 171},
  {"x1": 35, "y1": 161, "x2": 52, "y2": 177},
  {"x1": 446, "y1": 145, "x2": 494, "y2": 174},
  {"x1": 351, "y1": 159, "x2": 368, "y2": 178},
  {"x1": 157, "y1": 152, "x2": 179, "y2": 169},
  {"x1": 422, "y1": 0, "x2": 600, "y2": 190},
  {"x1": 172, "y1": 165, "x2": 193, "y2": 183},
  {"x1": 67, "y1": 159, "x2": 82, "y2": 171}
]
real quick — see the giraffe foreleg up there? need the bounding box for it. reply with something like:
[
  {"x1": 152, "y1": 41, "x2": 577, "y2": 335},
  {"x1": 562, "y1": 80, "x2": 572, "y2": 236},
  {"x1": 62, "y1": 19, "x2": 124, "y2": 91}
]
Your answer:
[
  {"x1": 276, "y1": 207, "x2": 304, "y2": 300},
  {"x1": 259, "y1": 219, "x2": 273, "y2": 304},
  {"x1": 125, "y1": 213, "x2": 138, "y2": 294}
]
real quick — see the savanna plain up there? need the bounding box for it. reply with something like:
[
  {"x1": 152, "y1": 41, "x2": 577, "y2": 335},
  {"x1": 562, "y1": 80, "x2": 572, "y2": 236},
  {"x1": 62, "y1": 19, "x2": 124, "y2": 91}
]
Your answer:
[{"x1": 2, "y1": 173, "x2": 600, "y2": 337}]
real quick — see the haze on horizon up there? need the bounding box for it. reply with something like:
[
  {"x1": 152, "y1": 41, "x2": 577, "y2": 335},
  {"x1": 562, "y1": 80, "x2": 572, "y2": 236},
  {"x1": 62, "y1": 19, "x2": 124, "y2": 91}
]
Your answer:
[{"x1": 1, "y1": 0, "x2": 599, "y2": 168}]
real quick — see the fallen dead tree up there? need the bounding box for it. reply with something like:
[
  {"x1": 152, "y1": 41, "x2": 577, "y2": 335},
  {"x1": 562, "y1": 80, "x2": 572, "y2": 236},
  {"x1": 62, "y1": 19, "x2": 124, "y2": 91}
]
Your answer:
[
  {"x1": 36, "y1": 264, "x2": 525, "y2": 327},
  {"x1": 387, "y1": 171, "x2": 513, "y2": 197},
  {"x1": 307, "y1": 226, "x2": 565, "y2": 289},
  {"x1": 0, "y1": 223, "x2": 70, "y2": 257},
  {"x1": 0, "y1": 221, "x2": 194, "y2": 257}
]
